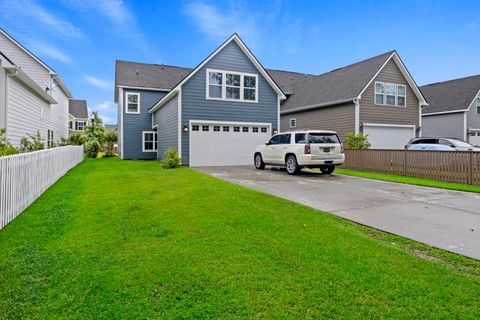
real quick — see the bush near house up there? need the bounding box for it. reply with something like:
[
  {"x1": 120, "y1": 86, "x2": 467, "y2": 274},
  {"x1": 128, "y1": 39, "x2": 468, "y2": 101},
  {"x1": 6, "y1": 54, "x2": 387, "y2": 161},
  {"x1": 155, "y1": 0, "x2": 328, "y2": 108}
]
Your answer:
[
  {"x1": 161, "y1": 147, "x2": 181, "y2": 168},
  {"x1": 345, "y1": 132, "x2": 371, "y2": 149},
  {"x1": 102, "y1": 131, "x2": 117, "y2": 158},
  {"x1": 18, "y1": 131, "x2": 44, "y2": 153},
  {"x1": 0, "y1": 128, "x2": 17, "y2": 156}
]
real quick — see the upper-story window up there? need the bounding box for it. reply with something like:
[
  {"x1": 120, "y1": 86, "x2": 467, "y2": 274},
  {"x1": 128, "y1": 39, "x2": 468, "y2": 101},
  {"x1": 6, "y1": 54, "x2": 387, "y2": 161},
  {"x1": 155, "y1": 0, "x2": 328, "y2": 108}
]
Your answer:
[
  {"x1": 375, "y1": 82, "x2": 406, "y2": 107},
  {"x1": 207, "y1": 69, "x2": 258, "y2": 103},
  {"x1": 126, "y1": 93, "x2": 140, "y2": 114},
  {"x1": 76, "y1": 121, "x2": 86, "y2": 131},
  {"x1": 476, "y1": 96, "x2": 480, "y2": 114}
]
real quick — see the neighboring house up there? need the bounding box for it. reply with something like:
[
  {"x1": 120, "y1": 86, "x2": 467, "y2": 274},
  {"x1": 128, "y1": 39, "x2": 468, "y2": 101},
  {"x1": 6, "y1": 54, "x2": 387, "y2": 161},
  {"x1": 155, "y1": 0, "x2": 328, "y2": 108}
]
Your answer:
[
  {"x1": 421, "y1": 75, "x2": 480, "y2": 146},
  {"x1": 280, "y1": 51, "x2": 428, "y2": 149},
  {"x1": 104, "y1": 124, "x2": 118, "y2": 132},
  {"x1": 69, "y1": 99, "x2": 88, "y2": 135},
  {"x1": 115, "y1": 34, "x2": 289, "y2": 165},
  {"x1": 0, "y1": 28, "x2": 72, "y2": 147}
]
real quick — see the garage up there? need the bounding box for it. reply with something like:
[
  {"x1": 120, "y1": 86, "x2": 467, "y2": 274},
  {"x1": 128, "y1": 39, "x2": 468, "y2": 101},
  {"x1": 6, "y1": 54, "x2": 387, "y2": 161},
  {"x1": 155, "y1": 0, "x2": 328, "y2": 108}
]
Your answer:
[
  {"x1": 189, "y1": 121, "x2": 272, "y2": 166},
  {"x1": 363, "y1": 123, "x2": 416, "y2": 149},
  {"x1": 469, "y1": 130, "x2": 480, "y2": 147}
]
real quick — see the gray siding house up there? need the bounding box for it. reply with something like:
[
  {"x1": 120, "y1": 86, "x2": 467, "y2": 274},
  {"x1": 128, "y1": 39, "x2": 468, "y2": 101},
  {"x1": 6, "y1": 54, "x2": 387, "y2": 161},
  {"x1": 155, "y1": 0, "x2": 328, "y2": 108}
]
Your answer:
[
  {"x1": 421, "y1": 75, "x2": 480, "y2": 146},
  {"x1": 0, "y1": 28, "x2": 72, "y2": 147},
  {"x1": 280, "y1": 51, "x2": 427, "y2": 149}
]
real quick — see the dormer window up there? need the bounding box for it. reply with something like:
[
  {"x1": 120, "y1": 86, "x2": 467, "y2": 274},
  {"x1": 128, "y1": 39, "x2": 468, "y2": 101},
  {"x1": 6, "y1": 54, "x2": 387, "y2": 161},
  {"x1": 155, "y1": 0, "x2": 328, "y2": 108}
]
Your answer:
[{"x1": 207, "y1": 69, "x2": 258, "y2": 103}]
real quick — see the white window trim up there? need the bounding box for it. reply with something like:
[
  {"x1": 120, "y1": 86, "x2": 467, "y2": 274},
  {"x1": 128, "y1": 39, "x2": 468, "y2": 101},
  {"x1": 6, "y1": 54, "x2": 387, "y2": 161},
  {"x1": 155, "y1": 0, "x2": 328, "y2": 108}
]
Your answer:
[
  {"x1": 126, "y1": 92, "x2": 140, "y2": 114},
  {"x1": 476, "y1": 96, "x2": 480, "y2": 114},
  {"x1": 142, "y1": 131, "x2": 157, "y2": 152},
  {"x1": 374, "y1": 81, "x2": 406, "y2": 107},
  {"x1": 289, "y1": 118, "x2": 296, "y2": 128},
  {"x1": 206, "y1": 68, "x2": 258, "y2": 103}
]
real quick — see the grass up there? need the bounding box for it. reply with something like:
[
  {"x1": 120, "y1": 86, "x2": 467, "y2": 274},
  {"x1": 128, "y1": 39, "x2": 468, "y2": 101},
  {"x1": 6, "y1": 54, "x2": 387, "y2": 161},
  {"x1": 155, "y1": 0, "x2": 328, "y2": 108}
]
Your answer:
[
  {"x1": 336, "y1": 168, "x2": 480, "y2": 193},
  {"x1": 0, "y1": 158, "x2": 479, "y2": 319}
]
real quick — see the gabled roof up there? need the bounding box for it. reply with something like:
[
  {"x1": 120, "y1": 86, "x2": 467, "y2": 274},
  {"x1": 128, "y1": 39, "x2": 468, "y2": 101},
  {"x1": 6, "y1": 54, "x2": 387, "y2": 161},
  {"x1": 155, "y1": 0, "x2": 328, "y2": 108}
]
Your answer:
[
  {"x1": 0, "y1": 28, "x2": 73, "y2": 98},
  {"x1": 265, "y1": 69, "x2": 316, "y2": 94},
  {"x1": 420, "y1": 75, "x2": 480, "y2": 115},
  {"x1": 149, "y1": 33, "x2": 287, "y2": 113},
  {"x1": 69, "y1": 99, "x2": 88, "y2": 119},
  {"x1": 281, "y1": 50, "x2": 427, "y2": 113}
]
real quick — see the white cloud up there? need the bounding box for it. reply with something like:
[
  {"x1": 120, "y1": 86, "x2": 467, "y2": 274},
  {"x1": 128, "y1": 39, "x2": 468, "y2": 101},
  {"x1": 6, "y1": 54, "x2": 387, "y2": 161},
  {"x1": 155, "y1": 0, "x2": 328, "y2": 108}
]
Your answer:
[
  {"x1": 184, "y1": 1, "x2": 260, "y2": 47},
  {"x1": 85, "y1": 76, "x2": 112, "y2": 90},
  {"x1": 28, "y1": 42, "x2": 72, "y2": 64},
  {"x1": 0, "y1": 0, "x2": 86, "y2": 40},
  {"x1": 92, "y1": 101, "x2": 114, "y2": 111}
]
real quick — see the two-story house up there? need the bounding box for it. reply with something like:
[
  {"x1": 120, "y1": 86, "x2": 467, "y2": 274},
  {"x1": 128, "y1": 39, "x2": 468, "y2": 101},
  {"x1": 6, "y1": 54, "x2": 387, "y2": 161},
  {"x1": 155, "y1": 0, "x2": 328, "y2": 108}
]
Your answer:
[
  {"x1": 421, "y1": 75, "x2": 480, "y2": 146},
  {"x1": 68, "y1": 99, "x2": 88, "y2": 135},
  {"x1": 115, "y1": 34, "x2": 427, "y2": 166},
  {"x1": 0, "y1": 28, "x2": 73, "y2": 147}
]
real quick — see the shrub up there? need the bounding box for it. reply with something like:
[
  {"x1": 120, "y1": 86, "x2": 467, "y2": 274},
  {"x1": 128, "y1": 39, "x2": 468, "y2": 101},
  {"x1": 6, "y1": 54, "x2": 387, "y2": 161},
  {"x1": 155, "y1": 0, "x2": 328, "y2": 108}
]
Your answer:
[
  {"x1": 345, "y1": 132, "x2": 371, "y2": 149},
  {"x1": 103, "y1": 131, "x2": 117, "y2": 158},
  {"x1": 19, "y1": 131, "x2": 44, "y2": 153},
  {"x1": 85, "y1": 139, "x2": 101, "y2": 158},
  {"x1": 67, "y1": 132, "x2": 86, "y2": 146},
  {"x1": 162, "y1": 148, "x2": 181, "y2": 168},
  {"x1": 0, "y1": 128, "x2": 17, "y2": 156}
]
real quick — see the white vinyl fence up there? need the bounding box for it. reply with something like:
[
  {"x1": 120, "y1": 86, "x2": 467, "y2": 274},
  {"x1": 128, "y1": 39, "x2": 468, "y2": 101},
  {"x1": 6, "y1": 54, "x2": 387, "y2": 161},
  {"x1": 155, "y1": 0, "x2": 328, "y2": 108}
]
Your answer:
[{"x1": 0, "y1": 146, "x2": 84, "y2": 229}]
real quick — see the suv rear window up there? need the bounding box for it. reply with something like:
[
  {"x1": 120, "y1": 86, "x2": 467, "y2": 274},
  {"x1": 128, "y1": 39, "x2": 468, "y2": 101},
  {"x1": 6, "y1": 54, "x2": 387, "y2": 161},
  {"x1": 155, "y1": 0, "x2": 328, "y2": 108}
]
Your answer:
[{"x1": 308, "y1": 133, "x2": 340, "y2": 144}]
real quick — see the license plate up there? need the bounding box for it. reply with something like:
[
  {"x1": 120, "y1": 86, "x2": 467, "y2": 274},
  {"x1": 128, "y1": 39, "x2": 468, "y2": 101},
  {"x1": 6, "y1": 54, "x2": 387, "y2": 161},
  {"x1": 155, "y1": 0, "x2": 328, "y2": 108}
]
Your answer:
[{"x1": 323, "y1": 147, "x2": 330, "y2": 152}]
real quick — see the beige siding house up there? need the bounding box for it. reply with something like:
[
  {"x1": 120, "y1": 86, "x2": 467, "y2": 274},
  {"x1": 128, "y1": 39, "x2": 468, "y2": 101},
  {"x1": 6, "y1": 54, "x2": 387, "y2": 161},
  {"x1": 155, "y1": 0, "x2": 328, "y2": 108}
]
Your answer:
[
  {"x1": 280, "y1": 51, "x2": 427, "y2": 149},
  {"x1": 0, "y1": 28, "x2": 73, "y2": 147},
  {"x1": 68, "y1": 100, "x2": 88, "y2": 135}
]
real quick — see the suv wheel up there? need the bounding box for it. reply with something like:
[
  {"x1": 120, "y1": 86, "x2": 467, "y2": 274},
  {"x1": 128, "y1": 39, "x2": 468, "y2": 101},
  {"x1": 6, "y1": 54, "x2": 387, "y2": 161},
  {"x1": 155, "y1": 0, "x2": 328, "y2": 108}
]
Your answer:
[
  {"x1": 285, "y1": 155, "x2": 301, "y2": 175},
  {"x1": 320, "y1": 165, "x2": 335, "y2": 174},
  {"x1": 254, "y1": 153, "x2": 265, "y2": 170}
]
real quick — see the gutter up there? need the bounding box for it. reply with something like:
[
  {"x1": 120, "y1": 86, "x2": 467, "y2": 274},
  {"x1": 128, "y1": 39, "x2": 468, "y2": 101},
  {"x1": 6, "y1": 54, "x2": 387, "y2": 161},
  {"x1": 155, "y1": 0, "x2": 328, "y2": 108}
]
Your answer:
[
  {"x1": 4, "y1": 66, "x2": 57, "y2": 104},
  {"x1": 52, "y1": 74, "x2": 73, "y2": 99},
  {"x1": 280, "y1": 97, "x2": 355, "y2": 115}
]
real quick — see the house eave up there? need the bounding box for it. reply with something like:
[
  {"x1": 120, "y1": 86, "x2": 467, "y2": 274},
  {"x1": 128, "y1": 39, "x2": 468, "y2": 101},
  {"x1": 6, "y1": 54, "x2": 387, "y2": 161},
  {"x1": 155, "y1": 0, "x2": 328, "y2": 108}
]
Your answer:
[
  {"x1": 5, "y1": 66, "x2": 57, "y2": 104},
  {"x1": 280, "y1": 98, "x2": 355, "y2": 115}
]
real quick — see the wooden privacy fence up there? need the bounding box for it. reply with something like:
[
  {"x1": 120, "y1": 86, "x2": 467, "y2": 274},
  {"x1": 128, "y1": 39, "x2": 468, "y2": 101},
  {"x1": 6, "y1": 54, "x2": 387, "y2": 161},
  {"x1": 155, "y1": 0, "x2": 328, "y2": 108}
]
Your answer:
[
  {"x1": 343, "y1": 149, "x2": 480, "y2": 185},
  {"x1": 0, "y1": 146, "x2": 84, "y2": 229}
]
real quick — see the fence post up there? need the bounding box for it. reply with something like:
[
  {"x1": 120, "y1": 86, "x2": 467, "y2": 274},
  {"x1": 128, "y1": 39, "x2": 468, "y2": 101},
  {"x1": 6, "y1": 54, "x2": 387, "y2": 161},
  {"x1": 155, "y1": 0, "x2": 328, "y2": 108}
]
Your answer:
[
  {"x1": 404, "y1": 149, "x2": 407, "y2": 177},
  {"x1": 468, "y1": 151, "x2": 473, "y2": 185}
]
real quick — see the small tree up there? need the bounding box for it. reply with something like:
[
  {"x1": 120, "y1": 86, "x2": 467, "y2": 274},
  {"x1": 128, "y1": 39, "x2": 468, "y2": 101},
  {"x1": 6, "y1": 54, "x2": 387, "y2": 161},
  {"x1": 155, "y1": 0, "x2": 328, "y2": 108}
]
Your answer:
[
  {"x1": 161, "y1": 148, "x2": 181, "y2": 168},
  {"x1": 19, "y1": 131, "x2": 44, "y2": 153},
  {"x1": 0, "y1": 128, "x2": 17, "y2": 156},
  {"x1": 67, "y1": 132, "x2": 86, "y2": 146},
  {"x1": 84, "y1": 111, "x2": 105, "y2": 145},
  {"x1": 85, "y1": 139, "x2": 101, "y2": 158},
  {"x1": 345, "y1": 132, "x2": 371, "y2": 149},
  {"x1": 103, "y1": 131, "x2": 117, "y2": 157}
]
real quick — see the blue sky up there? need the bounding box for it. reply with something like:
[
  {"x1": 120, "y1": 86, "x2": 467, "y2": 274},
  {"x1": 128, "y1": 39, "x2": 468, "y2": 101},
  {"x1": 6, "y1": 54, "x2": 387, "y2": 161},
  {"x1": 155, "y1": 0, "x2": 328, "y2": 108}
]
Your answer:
[{"x1": 1, "y1": 0, "x2": 479, "y2": 124}]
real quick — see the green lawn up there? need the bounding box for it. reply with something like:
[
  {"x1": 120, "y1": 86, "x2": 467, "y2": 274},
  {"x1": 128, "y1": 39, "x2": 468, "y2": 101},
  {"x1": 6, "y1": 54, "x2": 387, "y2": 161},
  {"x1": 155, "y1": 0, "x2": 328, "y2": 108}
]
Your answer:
[
  {"x1": 336, "y1": 168, "x2": 480, "y2": 193},
  {"x1": 1, "y1": 159, "x2": 479, "y2": 319}
]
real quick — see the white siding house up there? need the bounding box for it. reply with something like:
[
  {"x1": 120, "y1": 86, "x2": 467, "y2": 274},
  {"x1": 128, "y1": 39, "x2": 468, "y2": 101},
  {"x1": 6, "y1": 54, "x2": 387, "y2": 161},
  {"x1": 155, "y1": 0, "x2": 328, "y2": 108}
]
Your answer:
[{"x1": 0, "y1": 28, "x2": 72, "y2": 147}]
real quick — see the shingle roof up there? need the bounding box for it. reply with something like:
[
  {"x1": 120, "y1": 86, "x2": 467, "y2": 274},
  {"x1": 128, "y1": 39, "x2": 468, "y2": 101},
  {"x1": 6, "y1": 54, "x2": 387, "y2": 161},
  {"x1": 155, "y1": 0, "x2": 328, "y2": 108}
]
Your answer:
[
  {"x1": 280, "y1": 51, "x2": 394, "y2": 112},
  {"x1": 69, "y1": 99, "x2": 88, "y2": 119},
  {"x1": 115, "y1": 60, "x2": 314, "y2": 99},
  {"x1": 104, "y1": 124, "x2": 117, "y2": 132},
  {"x1": 420, "y1": 75, "x2": 480, "y2": 114}
]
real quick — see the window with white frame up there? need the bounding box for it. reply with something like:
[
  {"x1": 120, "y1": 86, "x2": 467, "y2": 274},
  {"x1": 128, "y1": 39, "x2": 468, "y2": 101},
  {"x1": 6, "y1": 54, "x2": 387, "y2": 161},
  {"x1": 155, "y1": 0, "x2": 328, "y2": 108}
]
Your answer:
[
  {"x1": 477, "y1": 96, "x2": 480, "y2": 114},
  {"x1": 207, "y1": 69, "x2": 258, "y2": 102},
  {"x1": 126, "y1": 93, "x2": 140, "y2": 113},
  {"x1": 375, "y1": 82, "x2": 407, "y2": 107},
  {"x1": 76, "y1": 121, "x2": 86, "y2": 131},
  {"x1": 47, "y1": 129, "x2": 54, "y2": 148},
  {"x1": 290, "y1": 118, "x2": 297, "y2": 128},
  {"x1": 143, "y1": 131, "x2": 157, "y2": 152}
]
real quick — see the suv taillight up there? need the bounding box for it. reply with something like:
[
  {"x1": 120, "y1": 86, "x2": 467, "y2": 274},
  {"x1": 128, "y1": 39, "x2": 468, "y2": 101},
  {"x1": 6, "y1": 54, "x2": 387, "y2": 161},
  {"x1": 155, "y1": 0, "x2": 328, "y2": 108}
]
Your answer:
[
  {"x1": 341, "y1": 143, "x2": 344, "y2": 153},
  {"x1": 305, "y1": 144, "x2": 311, "y2": 154}
]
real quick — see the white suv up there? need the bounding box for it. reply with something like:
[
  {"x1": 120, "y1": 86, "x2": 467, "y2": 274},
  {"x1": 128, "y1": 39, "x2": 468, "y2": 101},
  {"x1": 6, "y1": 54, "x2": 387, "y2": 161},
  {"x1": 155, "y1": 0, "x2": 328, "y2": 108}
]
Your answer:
[{"x1": 254, "y1": 130, "x2": 345, "y2": 175}]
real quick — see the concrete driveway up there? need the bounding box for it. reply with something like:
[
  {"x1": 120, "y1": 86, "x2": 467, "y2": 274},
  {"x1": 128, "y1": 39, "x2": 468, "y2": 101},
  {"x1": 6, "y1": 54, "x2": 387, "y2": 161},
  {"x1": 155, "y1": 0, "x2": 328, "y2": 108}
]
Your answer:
[{"x1": 195, "y1": 166, "x2": 480, "y2": 260}]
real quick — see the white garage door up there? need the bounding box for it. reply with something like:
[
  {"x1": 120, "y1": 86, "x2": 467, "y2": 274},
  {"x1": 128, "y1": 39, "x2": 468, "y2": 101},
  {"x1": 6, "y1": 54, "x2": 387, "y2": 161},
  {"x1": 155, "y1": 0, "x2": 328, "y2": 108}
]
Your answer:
[
  {"x1": 364, "y1": 124, "x2": 416, "y2": 149},
  {"x1": 470, "y1": 131, "x2": 480, "y2": 147},
  {"x1": 190, "y1": 121, "x2": 271, "y2": 167}
]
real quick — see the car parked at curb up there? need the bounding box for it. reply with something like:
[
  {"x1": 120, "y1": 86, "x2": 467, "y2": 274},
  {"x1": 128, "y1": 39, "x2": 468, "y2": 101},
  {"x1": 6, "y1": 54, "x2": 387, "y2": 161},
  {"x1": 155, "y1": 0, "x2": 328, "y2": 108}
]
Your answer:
[
  {"x1": 254, "y1": 130, "x2": 345, "y2": 175},
  {"x1": 405, "y1": 137, "x2": 480, "y2": 151}
]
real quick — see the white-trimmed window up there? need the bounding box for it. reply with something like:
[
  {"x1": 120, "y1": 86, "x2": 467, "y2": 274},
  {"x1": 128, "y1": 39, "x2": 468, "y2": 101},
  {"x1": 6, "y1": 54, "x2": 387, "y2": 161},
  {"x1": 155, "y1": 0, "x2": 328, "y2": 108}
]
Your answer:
[
  {"x1": 375, "y1": 82, "x2": 407, "y2": 107},
  {"x1": 261, "y1": 127, "x2": 267, "y2": 133},
  {"x1": 213, "y1": 125, "x2": 220, "y2": 132},
  {"x1": 192, "y1": 125, "x2": 199, "y2": 131},
  {"x1": 290, "y1": 118, "x2": 297, "y2": 128},
  {"x1": 242, "y1": 126, "x2": 249, "y2": 132},
  {"x1": 206, "y1": 69, "x2": 258, "y2": 102},
  {"x1": 223, "y1": 126, "x2": 229, "y2": 132},
  {"x1": 252, "y1": 127, "x2": 259, "y2": 133},
  {"x1": 76, "y1": 121, "x2": 86, "y2": 131},
  {"x1": 142, "y1": 131, "x2": 157, "y2": 152},
  {"x1": 476, "y1": 96, "x2": 480, "y2": 114},
  {"x1": 69, "y1": 121, "x2": 72, "y2": 129},
  {"x1": 126, "y1": 93, "x2": 140, "y2": 114},
  {"x1": 47, "y1": 129, "x2": 54, "y2": 148}
]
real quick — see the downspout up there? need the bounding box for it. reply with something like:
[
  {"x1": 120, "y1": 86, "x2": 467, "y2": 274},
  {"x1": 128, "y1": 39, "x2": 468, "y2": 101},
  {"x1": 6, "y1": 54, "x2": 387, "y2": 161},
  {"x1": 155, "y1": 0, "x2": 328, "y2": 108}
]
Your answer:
[
  {"x1": 3, "y1": 68, "x2": 19, "y2": 136},
  {"x1": 353, "y1": 98, "x2": 360, "y2": 135}
]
